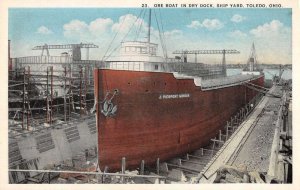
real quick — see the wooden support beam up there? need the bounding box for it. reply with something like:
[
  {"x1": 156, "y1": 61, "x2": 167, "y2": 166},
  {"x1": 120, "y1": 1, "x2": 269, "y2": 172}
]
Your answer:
[
  {"x1": 68, "y1": 65, "x2": 72, "y2": 121},
  {"x1": 283, "y1": 157, "x2": 292, "y2": 165},
  {"x1": 242, "y1": 108, "x2": 245, "y2": 118},
  {"x1": 178, "y1": 159, "x2": 182, "y2": 166},
  {"x1": 121, "y1": 157, "x2": 126, "y2": 183},
  {"x1": 211, "y1": 138, "x2": 216, "y2": 153},
  {"x1": 160, "y1": 162, "x2": 169, "y2": 173},
  {"x1": 50, "y1": 66, "x2": 53, "y2": 125},
  {"x1": 226, "y1": 122, "x2": 229, "y2": 141},
  {"x1": 22, "y1": 68, "x2": 26, "y2": 130},
  {"x1": 234, "y1": 115, "x2": 238, "y2": 124},
  {"x1": 46, "y1": 67, "x2": 49, "y2": 123},
  {"x1": 104, "y1": 166, "x2": 108, "y2": 173},
  {"x1": 181, "y1": 159, "x2": 207, "y2": 166},
  {"x1": 64, "y1": 67, "x2": 67, "y2": 122},
  {"x1": 202, "y1": 148, "x2": 216, "y2": 153},
  {"x1": 156, "y1": 158, "x2": 160, "y2": 175},
  {"x1": 26, "y1": 66, "x2": 30, "y2": 130},
  {"x1": 140, "y1": 160, "x2": 145, "y2": 175},
  {"x1": 239, "y1": 110, "x2": 242, "y2": 120},
  {"x1": 9, "y1": 169, "x2": 167, "y2": 179},
  {"x1": 211, "y1": 138, "x2": 225, "y2": 144},
  {"x1": 210, "y1": 138, "x2": 216, "y2": 156},
  {"x1": 166, "y1": 163, "x2": 200, "y2": 174},
  {"x1": 79, "y1": 66, "x2": 82, "y2": 117},
  {"x1": 187, "y1": 154, "x2": 212, "y2": 161},
  {"x1": 48, "y1": 172, "x2": 51, "y2": 184}
]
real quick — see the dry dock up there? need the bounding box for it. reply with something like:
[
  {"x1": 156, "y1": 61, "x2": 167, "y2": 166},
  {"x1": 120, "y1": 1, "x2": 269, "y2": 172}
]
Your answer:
[
  {"x1": 8, "y1": 82, "x2": 292, "y2": 184},
  {"x1": 155, "y1": 82, "x2": 291, "y2": 184},
  {"x1": 195, "y1": 83, "x2": 292, "y2": 183}
]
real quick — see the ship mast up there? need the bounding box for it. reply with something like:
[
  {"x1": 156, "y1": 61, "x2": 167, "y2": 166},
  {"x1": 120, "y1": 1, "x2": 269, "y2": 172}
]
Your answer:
[
  {"x1": 148, "y1": 9, "x2": 151, "y2": 43},
  {"x1": 248, "y1": 42, "x2": 257, "y2": 71}
]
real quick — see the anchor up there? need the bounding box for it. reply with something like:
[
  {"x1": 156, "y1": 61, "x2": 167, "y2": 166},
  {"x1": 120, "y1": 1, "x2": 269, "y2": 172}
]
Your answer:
[{"x1": 101, "y1": 89, "x2": 119, "y2": 117}]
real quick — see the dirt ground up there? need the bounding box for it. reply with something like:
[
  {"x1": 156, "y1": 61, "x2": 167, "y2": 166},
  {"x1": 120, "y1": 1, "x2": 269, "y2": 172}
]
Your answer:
[{"x1": 231, "y1": 89, "x2": 282, "y2": 172}]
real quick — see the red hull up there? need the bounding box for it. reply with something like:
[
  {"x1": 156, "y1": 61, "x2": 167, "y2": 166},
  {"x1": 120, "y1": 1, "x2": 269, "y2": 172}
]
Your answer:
[{"x1": 94, "y1": 69, "x2": 264, "y2": 171}]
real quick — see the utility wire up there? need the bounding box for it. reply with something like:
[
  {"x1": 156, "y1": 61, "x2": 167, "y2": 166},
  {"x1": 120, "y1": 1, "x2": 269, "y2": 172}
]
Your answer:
[
  {"x1": 102, "y1": 11, "x2": 130, "y2": 61},
  {"x1": 104, "y1": 10, "x2": 145, "y2": 61}
]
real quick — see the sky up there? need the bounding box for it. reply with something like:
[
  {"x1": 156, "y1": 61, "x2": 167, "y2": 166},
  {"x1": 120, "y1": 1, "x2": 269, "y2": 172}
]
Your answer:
[{"x1": 9, "y1": 8, "x2": 292, "y2": 64}]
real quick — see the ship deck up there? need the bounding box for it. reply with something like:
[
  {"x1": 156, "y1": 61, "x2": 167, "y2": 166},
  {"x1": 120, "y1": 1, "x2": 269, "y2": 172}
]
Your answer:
[
  {"x1": 199, "y1": 74, "x2": 262, "y2": 90},
  {"x1": 173, "y1": 72, "x2": 262, "y2": 90}
]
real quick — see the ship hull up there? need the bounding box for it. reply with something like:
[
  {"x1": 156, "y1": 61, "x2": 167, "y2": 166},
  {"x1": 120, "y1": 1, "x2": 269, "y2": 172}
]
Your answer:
[{"x1": 94, "y1": 69, "x2": 264, "y2": 171}]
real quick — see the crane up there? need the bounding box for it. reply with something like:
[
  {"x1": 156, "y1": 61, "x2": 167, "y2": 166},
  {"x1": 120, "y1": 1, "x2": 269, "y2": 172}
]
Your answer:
[
  {"x1": 32, "y1": 43, "x2": 99, "y2": 61},
  {"x1": 173, "y1": 49, "x2": 240, "y2": 75},
  {"x1": 173, "y1": 49, "x2": 240, "y2": 63}
]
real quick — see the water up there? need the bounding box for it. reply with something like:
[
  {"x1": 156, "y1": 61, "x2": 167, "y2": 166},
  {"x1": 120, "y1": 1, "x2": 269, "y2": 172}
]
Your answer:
[{"x1": 227, "y1": 68, "x2": 292, "y2": 80}]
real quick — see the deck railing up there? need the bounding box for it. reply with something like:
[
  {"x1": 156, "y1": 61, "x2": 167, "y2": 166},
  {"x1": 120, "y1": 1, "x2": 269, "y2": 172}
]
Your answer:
[{"x1": 15, "y1": 56, "x2": 104, "y2": 66}]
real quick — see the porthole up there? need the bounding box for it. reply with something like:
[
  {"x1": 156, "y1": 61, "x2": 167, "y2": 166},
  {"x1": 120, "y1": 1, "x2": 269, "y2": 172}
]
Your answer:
[{"x1": 114, "y1": 89, "x2": 119, "y2": 95}]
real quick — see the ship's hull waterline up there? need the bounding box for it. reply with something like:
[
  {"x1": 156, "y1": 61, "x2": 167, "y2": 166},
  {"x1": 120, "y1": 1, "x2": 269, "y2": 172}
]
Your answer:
[{"x1": 94, "y1": 69, "x2": 264, "y2": 171}]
